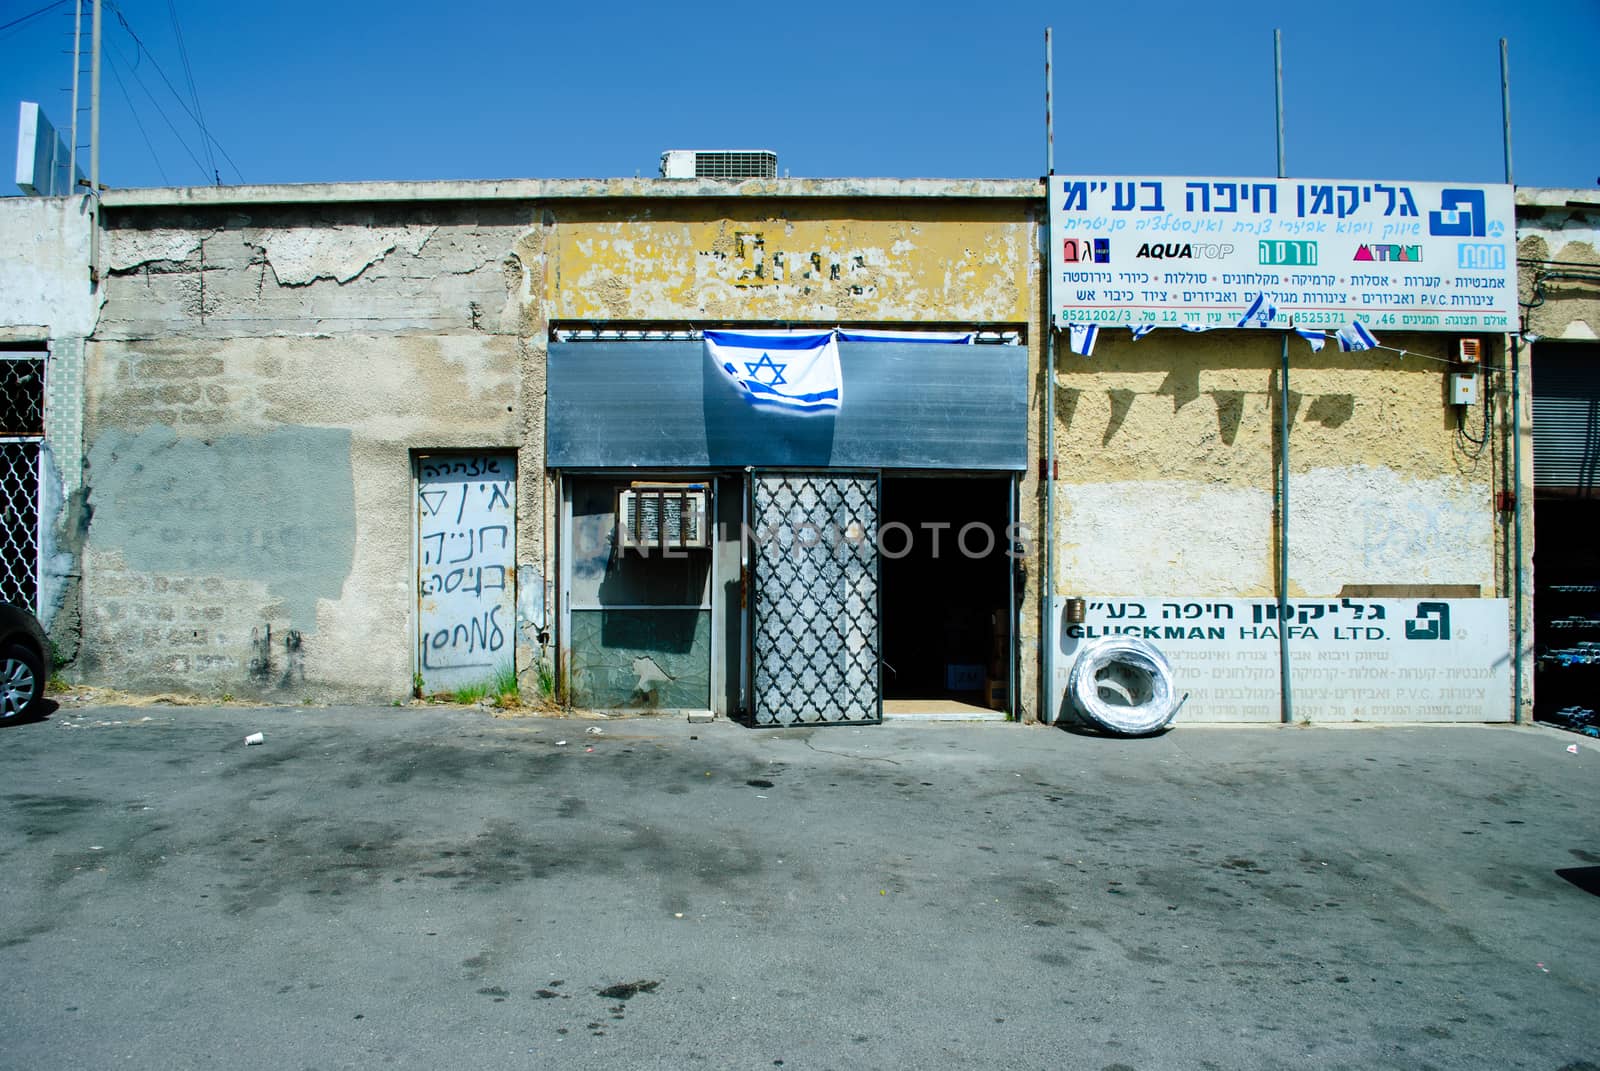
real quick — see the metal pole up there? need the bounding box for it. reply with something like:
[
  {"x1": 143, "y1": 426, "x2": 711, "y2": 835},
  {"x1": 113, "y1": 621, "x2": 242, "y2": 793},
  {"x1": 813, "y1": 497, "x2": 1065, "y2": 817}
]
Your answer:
[
  {"x1": 1511, "y1": 335, "x2": 1524, "y2": 722},
  {"x1": 69, "y1": 0, "x2": 82, "y2": 187},
  {"x1": 1274, "y1": 29, "x2": 1286, "y2": 178},
  {"x1": 1502, "y1": 41, "x2": 1522, "y2": 723},
  {"x1": 1499, "y1": 38, "x2": 1514, "y2": 186},
  {"x1": 1277, "y1": 334, "x2": 1294, "y2": 724},
  {"x1": 88, "y1": 0, "x2": 101, "y2": 285},
  {"x1": 1042, "y1": 26, "x2": 1057, "y2": 723},
  {"x1": 90, "y1": 0, "x2": 100, "y2": 195},
  {"x1": 1274, "y1": 29, "x2": 1293, "y2": 723},
  {"x1": 1045, "y1": 28, "x2": 1054, "y2": 177}
]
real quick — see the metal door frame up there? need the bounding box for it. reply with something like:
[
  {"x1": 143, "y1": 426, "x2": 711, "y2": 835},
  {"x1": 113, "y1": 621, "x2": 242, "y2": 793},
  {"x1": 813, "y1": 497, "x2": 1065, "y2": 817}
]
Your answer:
[
  {"x1": 874, "y1": 470, "x2": 1019, "y2": 719},
  {"x1": 746, "y1": 468, "x2": 883, "y2": 727},
  {"x1": 555, "y1": 468, "x2": 724, "y2": 714}
]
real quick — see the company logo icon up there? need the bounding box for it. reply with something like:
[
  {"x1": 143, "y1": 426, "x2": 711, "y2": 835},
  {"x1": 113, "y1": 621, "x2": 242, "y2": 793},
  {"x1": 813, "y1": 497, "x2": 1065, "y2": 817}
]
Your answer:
[
  {"x1": 1354, "y1": 244, "x2": 1421, "y2": 263},
  {"x1": 1134, "y1": 242, "x2": 1234, "y2": 260},
  {"x1": 1258, "y1": 240, "x2": 1318, "y2": 266},
  {"x1": 1428, "y1": 188, "x2": 1487, "y2": 237},
  {"x1": 1063, "y1": 238, "x2": 1110, "y2": 264},
  {"x1": 1404, "y1": 602, "x2": 1451, "y2": 641},
  {"x1": 1457, "y1": 243, "x2": 1506, "y2": 271}
]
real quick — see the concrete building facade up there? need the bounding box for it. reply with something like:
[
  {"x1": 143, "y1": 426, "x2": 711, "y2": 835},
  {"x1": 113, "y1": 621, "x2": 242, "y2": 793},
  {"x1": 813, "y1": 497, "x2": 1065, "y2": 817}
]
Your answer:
[{"x1": 0, "y1": 174, "x2": 1567, "y2": 725}]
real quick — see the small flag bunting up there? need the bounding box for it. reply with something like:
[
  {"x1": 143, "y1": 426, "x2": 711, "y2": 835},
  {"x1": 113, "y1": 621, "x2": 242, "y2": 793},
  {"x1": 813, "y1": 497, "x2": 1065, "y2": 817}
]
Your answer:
[
  {"x1": 1336, "y1": 321, "x2": 1379, "y2": 352},
  {"x1": 1294, "y1": 326, "x2": 1327, "y2": 353},
  {"x1": 1128, "y1": 324, "x2": 1156, "y2": 341},
  {"x1": 1236, "y1": 293, "x2": 1277, "y2": 328},
  {"x1": 1067, "y1": 322, "x2": 1099, "y2": 357}
]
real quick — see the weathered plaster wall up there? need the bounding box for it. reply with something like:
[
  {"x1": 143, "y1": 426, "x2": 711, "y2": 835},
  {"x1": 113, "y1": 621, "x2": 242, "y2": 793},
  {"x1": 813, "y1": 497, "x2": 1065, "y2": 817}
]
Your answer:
[
  {"x1": 1050, "y1": 328, "x2": 1507, "y2": 722},
  {"x1": 549, "y1": 202, "x2": 1032, "y2": 324},
  {"x1": 0, "y1": 196, "x2": 97, "y2": 337},
  {"x1": 1053, "y1": 330, "x2": 1497, "y2": 600},
  {"x1": 83, "y1": 204, "x2": 534, "y2": 699},
  {"x1": 1518, "y1": 192, "x2": 1600, "y2": 341},
  {"x1": 0, "y1": 196, "x2": 100, "y2": 641}
]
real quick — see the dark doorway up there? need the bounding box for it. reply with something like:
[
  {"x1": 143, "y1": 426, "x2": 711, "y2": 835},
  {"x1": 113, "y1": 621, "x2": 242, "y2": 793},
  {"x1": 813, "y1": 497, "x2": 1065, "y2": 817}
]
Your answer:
[
  {"x1": 879, "y1": 476, "x2": 1012, "y2": 710},
  {"x1": 1532, "y1": 495, "x2": 1600, "y2": 735},
  {"x1": 1530, "y1": 343, "x2": 1600, "y2": 738}
]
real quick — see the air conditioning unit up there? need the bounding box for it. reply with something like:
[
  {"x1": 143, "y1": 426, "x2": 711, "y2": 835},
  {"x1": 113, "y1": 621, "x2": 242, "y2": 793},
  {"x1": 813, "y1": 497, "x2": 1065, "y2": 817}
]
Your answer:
[
  {"x1": 659, "y1": 150, "x2": 778, "y2": 180},
  {"x1": 617, "y1": 484, "x2": 711, "y2": 551}
]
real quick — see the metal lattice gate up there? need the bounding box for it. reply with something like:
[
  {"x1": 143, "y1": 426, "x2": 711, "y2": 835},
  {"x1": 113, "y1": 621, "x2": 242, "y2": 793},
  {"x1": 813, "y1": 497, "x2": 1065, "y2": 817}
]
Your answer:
[
  {"x1": 0, "y1": 353, "x2": 44, "y2": 610},
  {"x1": 750, "y1": 472, "x2": 880, "y2": 726}
]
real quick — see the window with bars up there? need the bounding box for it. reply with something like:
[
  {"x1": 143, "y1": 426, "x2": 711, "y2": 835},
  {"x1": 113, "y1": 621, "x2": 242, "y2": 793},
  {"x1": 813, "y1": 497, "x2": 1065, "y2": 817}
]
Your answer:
[
  {"x1": 0, "y1": 351, "x2": 44, "y2": 609},
  {"x1": 0, "y1": 355, "x2": 45, "y2": 436}
]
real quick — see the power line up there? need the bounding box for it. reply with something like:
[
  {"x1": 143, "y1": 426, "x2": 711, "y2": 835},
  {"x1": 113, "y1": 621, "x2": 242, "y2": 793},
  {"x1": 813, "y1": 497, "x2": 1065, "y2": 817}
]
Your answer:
[
  {"x1": 0, "y1": 0, "x2": 68, "y2": 36},
  {"x1": 105, "y1": 49, "x2": 170, "y2": 184},
  {"x1": 165, "y1": 0, "x2": 215, "y2": 183},
  {"x1": 106, "y1": 1, "x2": 243, "y2": 183},
  {"x1": 104, "y1": 34, "x2": 209, "y2": 181}
]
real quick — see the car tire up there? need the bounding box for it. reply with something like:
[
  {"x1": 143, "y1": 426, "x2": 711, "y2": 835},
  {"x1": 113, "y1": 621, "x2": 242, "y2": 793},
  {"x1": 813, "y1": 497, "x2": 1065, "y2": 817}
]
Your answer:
[{"x1": 0, "y1": 641, "x2": 45, "y2": 719}]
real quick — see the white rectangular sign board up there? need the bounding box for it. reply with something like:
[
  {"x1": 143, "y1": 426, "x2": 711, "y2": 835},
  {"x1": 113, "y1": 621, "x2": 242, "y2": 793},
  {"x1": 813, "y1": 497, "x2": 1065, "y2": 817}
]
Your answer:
[
  {"x1": 1049, "y1": 176, "x2": 1516, "y2": 334},
  {"x1": 1053, "y1": 596, "x2": 1512, "y2": 724}
]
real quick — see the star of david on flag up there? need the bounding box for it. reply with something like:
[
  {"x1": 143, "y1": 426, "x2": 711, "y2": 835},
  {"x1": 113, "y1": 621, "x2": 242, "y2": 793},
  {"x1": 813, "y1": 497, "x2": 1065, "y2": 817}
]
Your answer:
[
  {"x1": 1236, "y1": 292, "x2": 1277, "y2": 328},
  {"x1": 1066, "y1": 322, "x2": 1099, "y2": 356},
  {"x1": 1336, "y1": 320, "x2": 1379, "y2": 352},
  {"x1": 704, "y1": 330, "x2": 842, "y2": 411}
]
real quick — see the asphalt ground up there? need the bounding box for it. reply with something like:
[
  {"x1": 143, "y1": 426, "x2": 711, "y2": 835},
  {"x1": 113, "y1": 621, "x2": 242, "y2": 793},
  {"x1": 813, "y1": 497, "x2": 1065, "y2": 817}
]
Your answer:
[{"x1": 1, "y1": 704, "x2": 1597, "y2": 1071}]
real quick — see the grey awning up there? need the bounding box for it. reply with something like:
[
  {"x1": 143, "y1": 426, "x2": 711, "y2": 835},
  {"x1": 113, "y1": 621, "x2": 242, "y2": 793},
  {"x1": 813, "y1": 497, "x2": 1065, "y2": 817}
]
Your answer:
[{"x1": 547, "y1": 340, "x2": 1027, "y2": 470}]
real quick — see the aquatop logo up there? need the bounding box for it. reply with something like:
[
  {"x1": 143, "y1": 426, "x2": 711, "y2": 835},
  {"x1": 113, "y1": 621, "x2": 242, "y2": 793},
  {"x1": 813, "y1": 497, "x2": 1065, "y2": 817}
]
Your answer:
[
  {"x1": 1062, "y1": 238, "x2": 1110, "y2": 264},
  {"x1": 1135, "y1": 242, "x2": 1235, "y2": 260}
]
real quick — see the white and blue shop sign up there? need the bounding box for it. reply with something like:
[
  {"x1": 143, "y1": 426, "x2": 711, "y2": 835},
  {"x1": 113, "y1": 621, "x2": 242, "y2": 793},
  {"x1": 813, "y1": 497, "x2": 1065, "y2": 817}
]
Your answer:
[
  {"x1": 1053, "y1": 597, "x2": 1512, "y2": 723},
  {"x1": 1049, "y1": 176, "x2": 1515, "y2": 334}
]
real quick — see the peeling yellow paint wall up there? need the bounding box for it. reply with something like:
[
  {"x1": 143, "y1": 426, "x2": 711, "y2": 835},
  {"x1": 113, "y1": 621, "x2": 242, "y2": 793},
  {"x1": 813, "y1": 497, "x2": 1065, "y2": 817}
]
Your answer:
[
  {"x1": 1053, "y1": 330, "x2": 1501, "y2": 599},
  {"x1": 544, "y1": 199, "x2": 1045, "y2": 719},
  {"x1": 548, "y1": 203, "x2": 1031, "y2": 324}
]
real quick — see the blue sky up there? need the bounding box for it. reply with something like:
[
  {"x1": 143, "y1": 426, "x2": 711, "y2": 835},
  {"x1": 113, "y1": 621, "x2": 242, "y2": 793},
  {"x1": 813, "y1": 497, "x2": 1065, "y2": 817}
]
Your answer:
[{"x1": 2, "y1": 0, "x2": 1595, "y2": 192}]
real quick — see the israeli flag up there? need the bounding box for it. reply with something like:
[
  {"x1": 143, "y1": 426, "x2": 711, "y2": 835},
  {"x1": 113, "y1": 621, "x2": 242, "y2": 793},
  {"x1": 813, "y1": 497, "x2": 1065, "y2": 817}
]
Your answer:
[
  {"x1": 836, "y1": 328, "x2": 975, "y2": 344},
  {"x1": 1294, "y1": 326, "x2": 1327, "y2": 353},
  {"x1": 705, "y1": 330, "x2": 842, "y2": 411},
  {"x1": 1336, "y1": 321, "x2": 1379, "y2": 352},
  {"x1": 1127, "y1": 324, "x2": 1157, "y2": 341},
  {"x1": 1180, "y1": 323, "x2": 1211, "y2": 333},
  {"x1": 1236, "y1": 293, "x2": 1277, "y2": 328},
  {"x1": 1067, "y1": 322, "x2": 1099, "y2": 356}
]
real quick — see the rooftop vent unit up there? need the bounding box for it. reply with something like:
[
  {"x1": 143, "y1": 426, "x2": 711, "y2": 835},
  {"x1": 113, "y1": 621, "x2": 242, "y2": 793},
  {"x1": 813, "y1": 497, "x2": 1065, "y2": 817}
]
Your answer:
[{"x1": 660, "y1": 150, "x2": 777, "y2": 181}]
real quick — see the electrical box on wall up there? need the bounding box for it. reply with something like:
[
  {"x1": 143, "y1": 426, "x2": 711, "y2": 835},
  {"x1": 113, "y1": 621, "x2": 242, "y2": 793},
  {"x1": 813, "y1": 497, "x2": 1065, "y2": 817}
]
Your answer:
[
  {"x1": 1450, "y1": 373, "x2": 1479, "y2": 406},
  {"x1": 1457, "y1": 338, "x2": 1483, "y2": 365}
]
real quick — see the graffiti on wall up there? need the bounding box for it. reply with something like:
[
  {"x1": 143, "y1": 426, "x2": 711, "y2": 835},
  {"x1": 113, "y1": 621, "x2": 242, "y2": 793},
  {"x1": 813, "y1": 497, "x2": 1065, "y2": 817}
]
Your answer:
[{"x1": 416, "y1": 453, "x2": 516, "y2": 692}]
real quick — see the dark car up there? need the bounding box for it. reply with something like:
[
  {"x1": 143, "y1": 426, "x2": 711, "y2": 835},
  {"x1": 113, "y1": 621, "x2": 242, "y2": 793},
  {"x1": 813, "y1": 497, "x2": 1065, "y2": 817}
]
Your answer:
[{"x1": 0, "y1": 603, "x2": 49, "y2": 719}]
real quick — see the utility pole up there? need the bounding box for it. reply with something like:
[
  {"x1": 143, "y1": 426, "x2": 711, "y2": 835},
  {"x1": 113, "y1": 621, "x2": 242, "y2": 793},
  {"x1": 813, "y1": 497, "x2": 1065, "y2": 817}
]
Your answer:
[
  {"x1": 69, "y1": 0, "x2": 82, "y2": 185},
  {"x1": 90, "y1": 0, "x2": 100, "y2": 195},
  {"x1": 88, "y1": 0, "x2": 101, "y2": 284}
]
